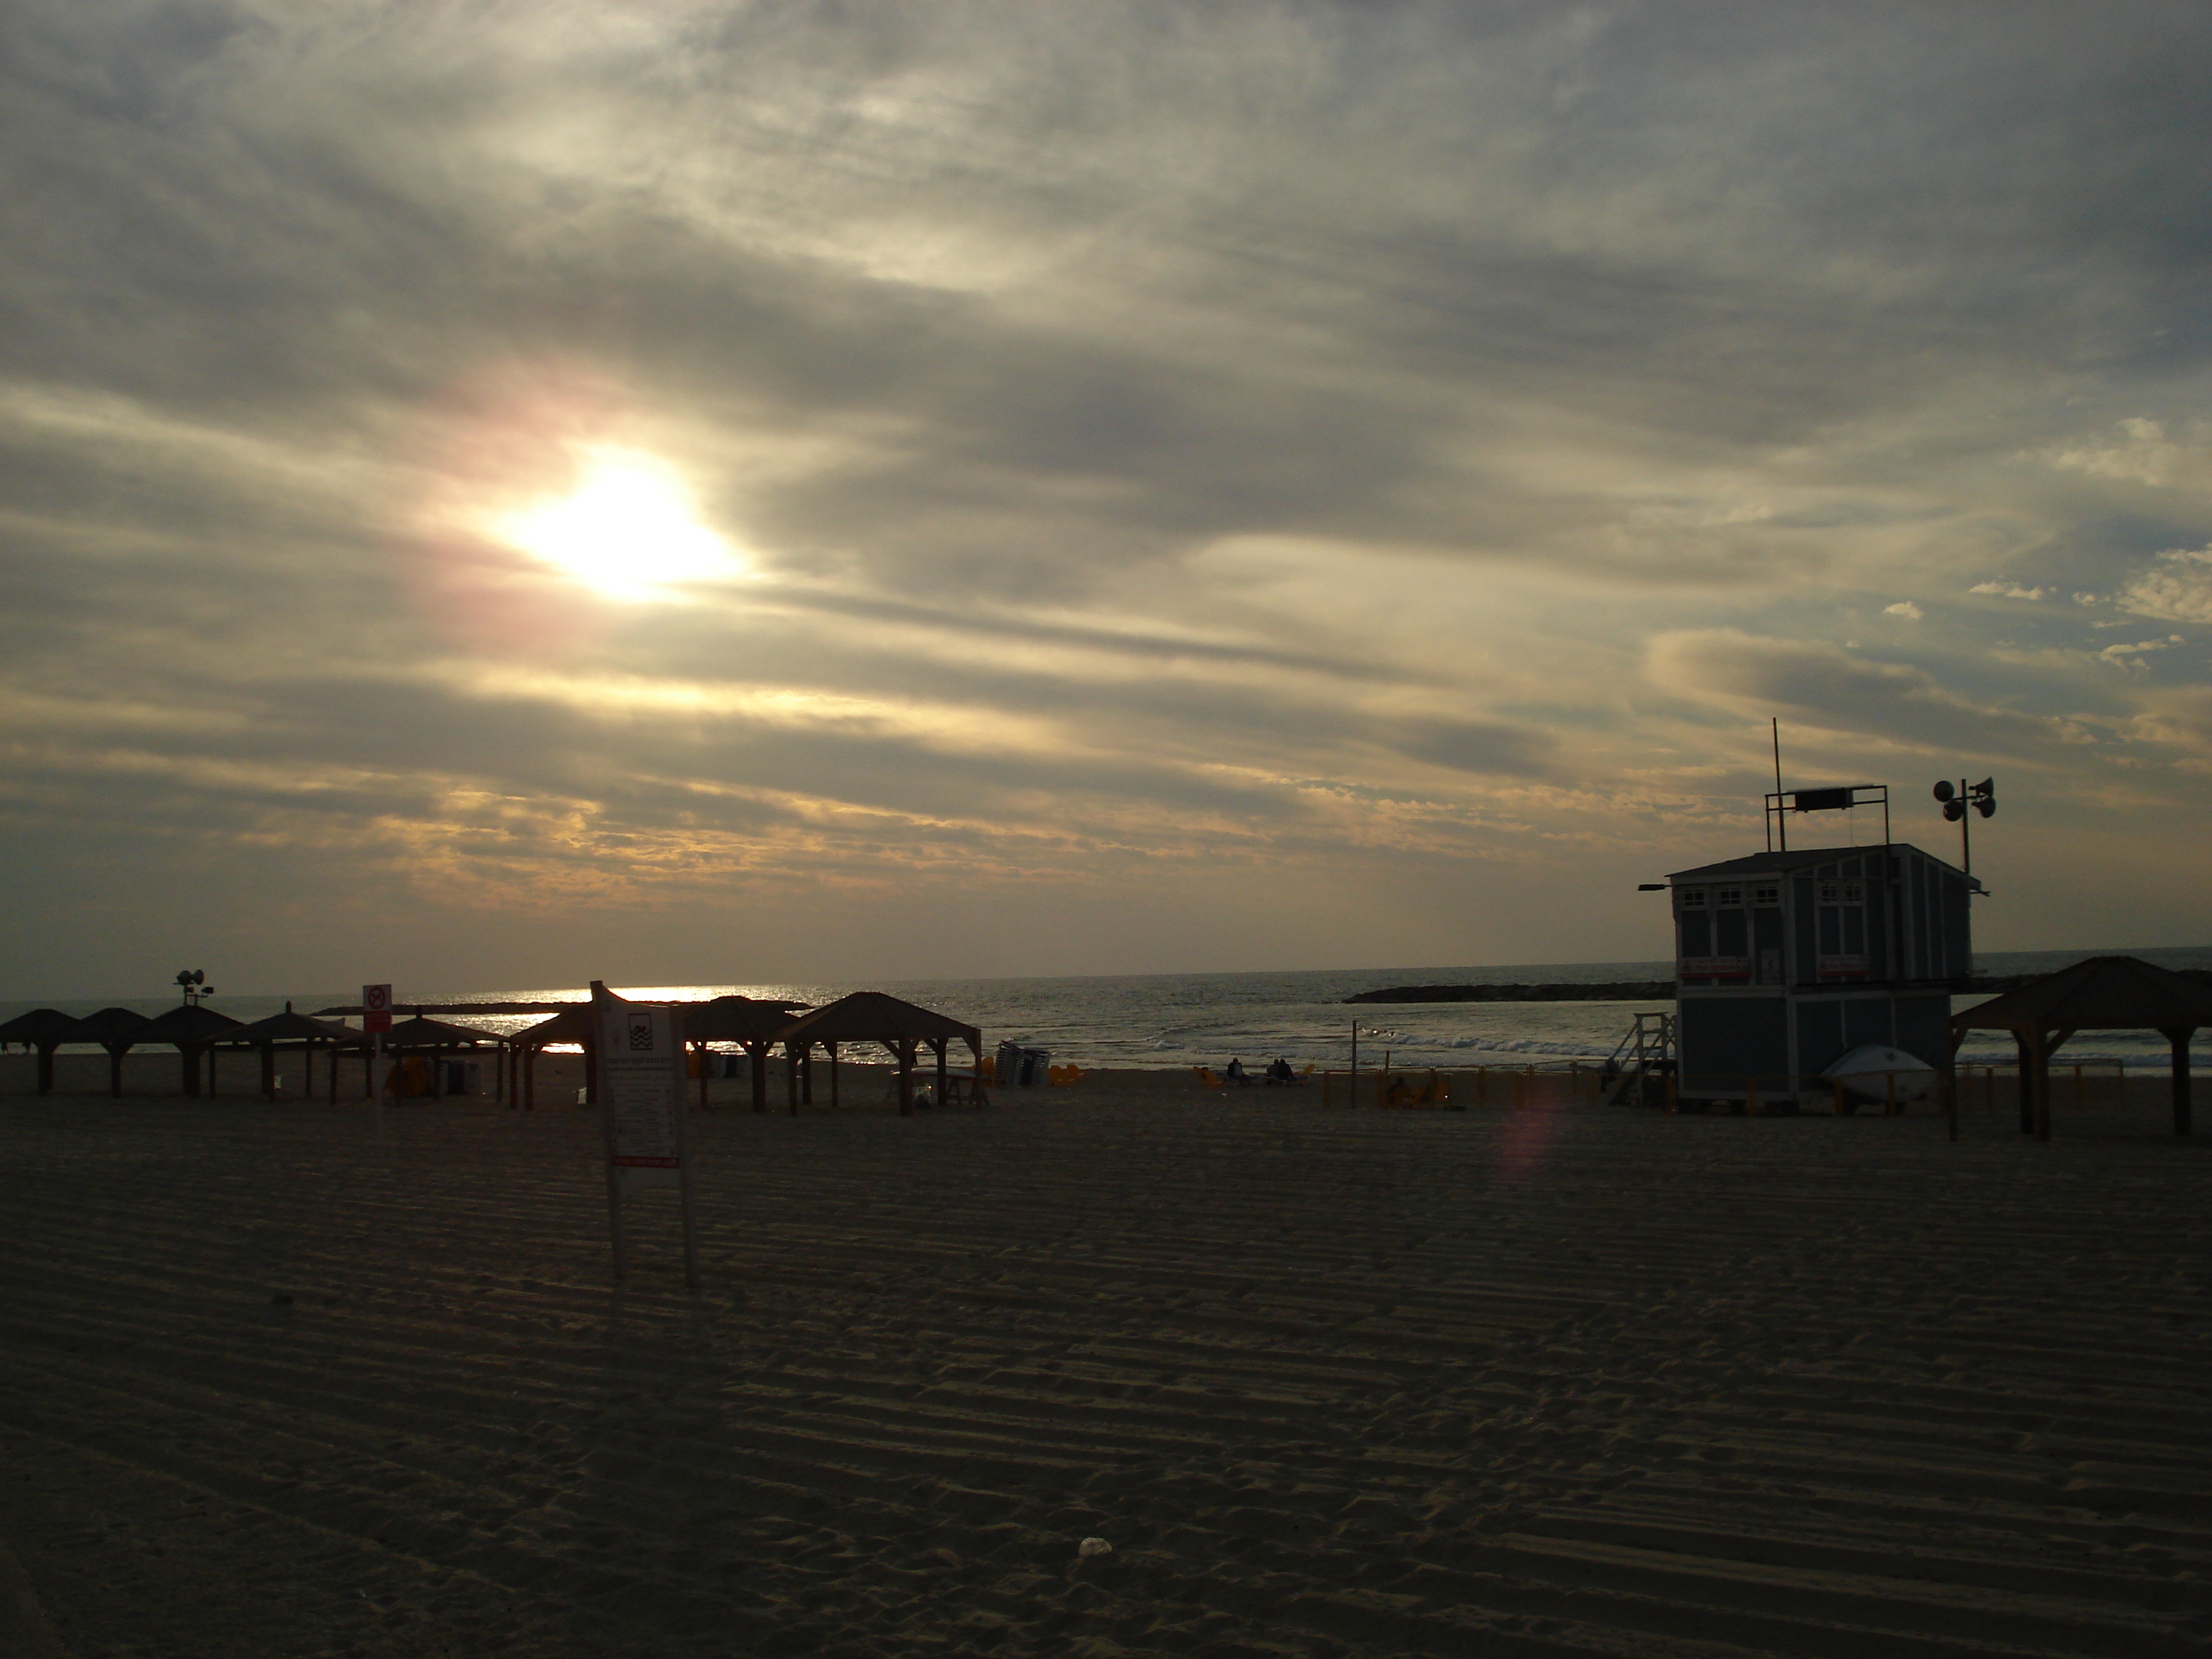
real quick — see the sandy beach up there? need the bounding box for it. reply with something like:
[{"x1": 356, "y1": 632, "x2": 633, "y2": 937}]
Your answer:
[{"x1": 1, "y1": 1069, "x2": 2207, "y2": 1658}]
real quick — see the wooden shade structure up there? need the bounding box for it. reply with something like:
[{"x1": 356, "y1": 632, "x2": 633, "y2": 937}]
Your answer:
[
  {"x1": 507, "y1": 1005, "x2": 592, "y2": 1112},
  {"x1": 682, "y1": 995, "x2": 808, "y2": 1114},
  {"x1": 1948, "y1": 956, "x2": 2212, "y2": 1141},
  {"x1": 135, "y1": 1004, "x2": 246, "y2": 1098},
  {"x1": 345, "y1": 1014, "x2": 505, "y2": 1102},
  {"x1": 505, "y1": 997, "x2": 809, "y2": 1113},
  {"x1": 772, "y1": 992, "x2": 983, "y2": 1117},
  {"x1": 220, "y1": 1004, "x2": 357, "y2": 1104},
  {"x1": 73, "y1": 1007, "x2": 153, "y2": 1098},
  {"x1": 0, "y1": 1008, "x2": 86, "y2": 1096}
]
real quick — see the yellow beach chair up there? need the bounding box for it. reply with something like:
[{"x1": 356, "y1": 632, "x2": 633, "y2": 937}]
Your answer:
[{"x1": 1194, "y1": 1066, "x2": 1228, "y2": 1091}]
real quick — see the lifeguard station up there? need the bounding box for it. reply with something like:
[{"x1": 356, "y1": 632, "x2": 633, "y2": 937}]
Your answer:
[{"x1": 1663, "y1": 785, "x2": 1979, "y2": 1110}]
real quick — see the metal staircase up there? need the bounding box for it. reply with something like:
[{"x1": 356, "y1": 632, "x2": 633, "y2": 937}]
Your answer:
[{"x1": 1599, "y1": 1012, "x2": 1676, "y2": 1107}]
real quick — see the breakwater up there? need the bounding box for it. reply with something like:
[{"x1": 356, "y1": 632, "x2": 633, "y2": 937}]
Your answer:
[{"x1": 1346, "y1": 981, "x2": 1673, "y2": 1004}]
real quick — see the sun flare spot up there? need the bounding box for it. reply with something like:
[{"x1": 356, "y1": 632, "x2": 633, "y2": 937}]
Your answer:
[{"x1": 496, "y1": 448, "x2": 739, "y2": 601}]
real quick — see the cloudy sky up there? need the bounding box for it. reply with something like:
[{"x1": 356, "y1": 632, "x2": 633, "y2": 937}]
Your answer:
[{"x1": 6, "y1": 1, "x2": 2211, "y2": 998}]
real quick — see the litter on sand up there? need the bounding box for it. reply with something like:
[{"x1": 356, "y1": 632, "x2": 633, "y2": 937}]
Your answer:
[{"x1": 1078, "y1": 1537, "x2": 1112, "y2": 1559}]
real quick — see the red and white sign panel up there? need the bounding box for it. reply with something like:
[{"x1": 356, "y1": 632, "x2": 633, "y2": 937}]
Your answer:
[
  {"x1": 362, "y1": 983, "x2": 393, "y2": 1033},
  {"x1": 595, "y1": 994, "x2": 685, "y2": 1189},
  {"x1": 1679, "y1": 957, "x2": 1752, "y2": 982}
]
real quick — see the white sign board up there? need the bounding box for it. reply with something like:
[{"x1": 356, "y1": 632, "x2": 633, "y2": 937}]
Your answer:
[{"x1": 595, "y1": 997, "x2": 686, "y2": 1190}]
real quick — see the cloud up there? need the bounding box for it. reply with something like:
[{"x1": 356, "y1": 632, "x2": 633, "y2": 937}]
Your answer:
[
  {"x1": 2095, "y1": 636, "x2": 2186, "y2": 669},
  {"x1": 9, "y1": 2, "x2": 2212, "y2": 987},
  {"x1": 1391, "y1": 719, "x2": 1554, "y2": 778},
  {"x1": 2115, "y1": 546, "x2": 2212, "y2": 624},
  {"x1": 2045, "y1": 418, "x2": 2212, "y2": 490},
  {"x1": 1646, "y1": 629, "x2": 2090, "y2": 754}
]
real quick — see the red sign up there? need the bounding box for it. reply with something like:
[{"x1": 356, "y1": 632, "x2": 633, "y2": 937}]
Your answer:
[
  {"x1": 362, "y1": 983, "x2": 393, "y2": 1034},
  {"x1": 1680, "y1": 957, "x2": 1751, "y2": 981}
]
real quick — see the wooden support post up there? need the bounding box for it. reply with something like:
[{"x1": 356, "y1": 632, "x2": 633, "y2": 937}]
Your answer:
[
  {"x1": 2031, "y1": 1030, "x2": 2051, "y2": 1143},
  {"x1": 934, "y1": 1037, "x2": 948, "y2": 1107},
  {"x1": 829, "y1": 1043, "x2": 840, "y2": 1111},
  {"x1": 1944, "y1": 1064, "x2": 1958, "y2": 1142},
  {"x1": 786, "y1": 1042, "x2": 800, "y2": 1116},
  {"x1": 1885, "y1": 1070, "x2": 1897, "y2": 1116},
  {"x1": 751, "y1": 1044, "x2": 768, "y2": 1114},
  {"x1": 1746, "y1": 1078, "x2": 1760, "y2": 1117},
  {"x1": 2165, "y1": 1027, "x2": 2195, "y2": 1138},
  {"x1": 2015, "y1": 1033, "x2": 2035, "y2": 1134},
  {"x1": 896, "y1": 1040, "x2": 915, "y2": 1116}
]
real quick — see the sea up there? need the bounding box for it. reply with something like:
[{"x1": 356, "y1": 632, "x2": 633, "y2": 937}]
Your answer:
[{"x1": 9, "y1": 948, "x2": 2212, "y2": 1070}]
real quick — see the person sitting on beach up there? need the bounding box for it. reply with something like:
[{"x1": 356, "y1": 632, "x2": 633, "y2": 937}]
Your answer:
[
  {"x1": 1266, "y1": 1057, "x2": 1294, "y2": 1084},
  {"x1": 1385, "y1": 1075, "x2": 1413, "y2": 1107},
  {"x1": 1224, "y1": 1057, "x2": 1247, "y2": 1083}
]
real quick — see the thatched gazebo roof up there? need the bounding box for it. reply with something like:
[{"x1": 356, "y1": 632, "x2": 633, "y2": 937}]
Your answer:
[
  {"x1": 775, "y1": 991, "x2": 981, "y2": 1052},
  {"x1": 1953, "y1": 955, "x2": 2212, "y2": 1035},
  {"x1": 684, "y1": 994, "x2": 808, "y2": 1045},
  {"x1": 511, "y1": 1006, "x2": 593, "y2": 1048},
  {"x1": 354, "y1": 1014, "x2": 505, "y2": 1051},
  {"x1": 73, "y1": 1007, "x2": 153, "y2": 1049},
  {"x1": 0, "y1": 1008, "x2": 86, "y2": 1048},
  {"x1": 136, "y1": 1004, "x2": 245, "y2": 1046},
  {"x1": 1951, "y1": 955, "x2": 2212, "y2": 1140},
  {"x1": 223, "y1": 1008, "x2": 358, "y2": 1046}
]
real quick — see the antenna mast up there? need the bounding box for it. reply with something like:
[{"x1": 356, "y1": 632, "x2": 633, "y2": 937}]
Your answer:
[{"x1": 1771, "y1": 719, "x2": 1786, "y2": 853}]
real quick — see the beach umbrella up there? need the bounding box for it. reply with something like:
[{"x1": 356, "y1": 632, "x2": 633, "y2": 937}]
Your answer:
[
  {"x1": 135, "y1": 1004, "x2": 245, "y2": 1099},
  {"x1": 0, "y1": 1008, "x2": 85, "y2": 1096},
  {"x1": 1948, "y1": 955, "x2": 2212, "y2": 1141},
  {"x1": 773, "y1": 992, "x2": 983, "y2": 1118}
]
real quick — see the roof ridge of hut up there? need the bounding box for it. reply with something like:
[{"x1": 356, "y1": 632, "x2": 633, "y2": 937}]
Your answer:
[{"x1": 775, "y1": 989, "x2": 981, "y2": 1046}]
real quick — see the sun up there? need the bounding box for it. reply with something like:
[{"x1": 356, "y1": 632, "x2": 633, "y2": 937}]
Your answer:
[{"x1": 495, "y1": 448, "x2": 740, "y2": 601}]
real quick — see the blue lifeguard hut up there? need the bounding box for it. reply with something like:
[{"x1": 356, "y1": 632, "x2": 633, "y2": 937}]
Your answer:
[{"x1": 1663, "y1": 784, "x2": 1979, "y2": 1107}]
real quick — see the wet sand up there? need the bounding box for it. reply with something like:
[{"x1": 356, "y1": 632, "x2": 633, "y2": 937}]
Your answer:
[{"x1": 0, "y1": 1069, "x2": 2207, "y2": 1658}]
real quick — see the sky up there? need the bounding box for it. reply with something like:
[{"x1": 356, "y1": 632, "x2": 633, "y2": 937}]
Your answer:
[{"x1": 6, "y1": 1, "x2": 2212, "y2": 999}]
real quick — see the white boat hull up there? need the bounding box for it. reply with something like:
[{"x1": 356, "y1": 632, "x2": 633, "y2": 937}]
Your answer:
[{"x1": 1822, "y1": 1044, "x2": 1936, "y2": 1103}]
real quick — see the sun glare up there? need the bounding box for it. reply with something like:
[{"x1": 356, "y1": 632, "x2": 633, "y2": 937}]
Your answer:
[{"x1": 496, "y1": 449, "x2": 739, "y2": 601}]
